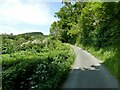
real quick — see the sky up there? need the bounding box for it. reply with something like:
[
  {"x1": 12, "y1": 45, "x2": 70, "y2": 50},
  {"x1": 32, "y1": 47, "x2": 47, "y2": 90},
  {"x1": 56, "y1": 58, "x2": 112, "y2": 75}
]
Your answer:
[{"x1": 0, "y1": 0, "x2": 63, "y2": 35}]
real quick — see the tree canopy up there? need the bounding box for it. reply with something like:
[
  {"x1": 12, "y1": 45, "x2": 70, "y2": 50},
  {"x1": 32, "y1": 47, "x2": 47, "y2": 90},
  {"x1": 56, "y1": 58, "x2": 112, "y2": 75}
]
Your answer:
[{"x1": 50, "y1": 2, "x2": 120, "y2": 49}]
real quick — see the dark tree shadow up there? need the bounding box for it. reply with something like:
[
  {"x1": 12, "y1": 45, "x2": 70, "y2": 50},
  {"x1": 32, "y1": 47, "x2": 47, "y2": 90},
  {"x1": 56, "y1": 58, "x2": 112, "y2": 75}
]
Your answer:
[{"x1": 61, "y1": 64, "x2": 119, "y2": 89}]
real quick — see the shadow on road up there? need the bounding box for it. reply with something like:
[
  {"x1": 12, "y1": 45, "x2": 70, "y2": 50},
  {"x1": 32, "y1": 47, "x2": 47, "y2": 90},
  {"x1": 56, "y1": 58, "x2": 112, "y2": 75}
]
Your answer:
[{"x1": 61, "y1": 64, "x2": 119, "y2": 89}]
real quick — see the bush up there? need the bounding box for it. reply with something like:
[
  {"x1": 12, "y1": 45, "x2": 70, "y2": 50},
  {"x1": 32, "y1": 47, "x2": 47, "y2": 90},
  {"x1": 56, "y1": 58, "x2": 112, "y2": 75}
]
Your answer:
[{"x1": 2, "y1": 41, "x2": 75, "y2": 89}]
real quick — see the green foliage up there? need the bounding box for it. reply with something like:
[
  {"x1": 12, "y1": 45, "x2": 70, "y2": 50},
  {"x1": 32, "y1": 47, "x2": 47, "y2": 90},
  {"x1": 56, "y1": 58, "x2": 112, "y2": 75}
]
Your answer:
[
  {"x1": 1, "y1": 32, "x2": 46, "y2": 54},
  {"x1": 2, "y1": 38, "x2": 75, "y2": 89},
  {"x1": 50, "y1": 2, "x2": 120, "y2": 82},
  {"x1": 50, "y1": 2, "x2": 82, "y2": 44},
  {"x1": 79, "y1": 45, "x2": 119, "y2": 82},
  {"x1": 51, "y1": 2, "x2": 120, "y2": 47}
]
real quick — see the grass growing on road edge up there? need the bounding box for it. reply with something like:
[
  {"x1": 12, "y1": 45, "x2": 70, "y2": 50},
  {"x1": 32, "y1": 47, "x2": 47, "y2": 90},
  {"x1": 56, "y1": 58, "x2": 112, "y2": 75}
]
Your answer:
[{"x1": 77, "y1": 44, "x2": 119, "y2": 82}]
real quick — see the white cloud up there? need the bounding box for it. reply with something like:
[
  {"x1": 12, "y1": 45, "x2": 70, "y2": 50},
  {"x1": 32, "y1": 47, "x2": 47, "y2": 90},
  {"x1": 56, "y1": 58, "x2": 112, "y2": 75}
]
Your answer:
[
  {"x1": 0, "y1": 0, "x2": 58, "y2": 35},
  {"x1": 0, "y1": 0, "x2": 56, "y2": 25},
  {"x1": 0, "y1": 25, "x2": 49, "y2": 35},
  {"x1": 0, "y1": 0, "x2": 21, "y2": 4},
  {"x1": 27, "y1": 0, "x2": 62, "y2": 2}
]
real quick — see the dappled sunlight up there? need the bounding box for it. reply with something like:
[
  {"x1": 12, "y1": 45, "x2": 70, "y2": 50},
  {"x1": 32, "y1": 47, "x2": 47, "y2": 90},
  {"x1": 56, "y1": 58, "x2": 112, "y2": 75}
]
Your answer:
[
  {"x1": 61, "y1": 46, "x2": 119, "y2": 88},
  {"x1": 62, "y1": 64, "x2": 119, "y2": 88}
]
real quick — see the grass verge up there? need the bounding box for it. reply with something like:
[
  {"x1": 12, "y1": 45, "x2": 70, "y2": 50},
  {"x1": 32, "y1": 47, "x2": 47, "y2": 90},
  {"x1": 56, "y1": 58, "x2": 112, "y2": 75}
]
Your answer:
[{"x1": 77, "y1": 44, "x2": 119, "y2": 82}]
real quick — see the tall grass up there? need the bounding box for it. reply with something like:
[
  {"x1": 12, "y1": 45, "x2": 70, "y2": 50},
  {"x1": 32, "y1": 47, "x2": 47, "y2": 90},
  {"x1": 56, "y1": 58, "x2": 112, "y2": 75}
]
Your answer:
[{"x1": 78, "y1": 44, "x2": 119, "y2": 82}]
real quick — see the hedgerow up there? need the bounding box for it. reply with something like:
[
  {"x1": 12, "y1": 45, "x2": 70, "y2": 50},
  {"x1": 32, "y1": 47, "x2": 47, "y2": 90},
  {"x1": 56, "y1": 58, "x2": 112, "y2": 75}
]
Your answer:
[{"x1": 2, "y1": 40, "x2": 75, "y2": 89}]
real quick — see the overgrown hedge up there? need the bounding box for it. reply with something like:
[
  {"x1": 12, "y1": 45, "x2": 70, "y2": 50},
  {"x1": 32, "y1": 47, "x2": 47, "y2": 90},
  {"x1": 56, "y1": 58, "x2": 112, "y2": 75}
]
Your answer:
[{"x1": 2, "y1": 40, "x2": 75, "y2": 90}]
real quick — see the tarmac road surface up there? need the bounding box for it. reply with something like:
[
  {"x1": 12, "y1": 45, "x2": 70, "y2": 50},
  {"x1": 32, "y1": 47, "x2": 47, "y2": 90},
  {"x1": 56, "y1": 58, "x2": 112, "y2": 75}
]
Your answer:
[{"x1": 61, "y1": 46, "x2": 119, "y2": 88}]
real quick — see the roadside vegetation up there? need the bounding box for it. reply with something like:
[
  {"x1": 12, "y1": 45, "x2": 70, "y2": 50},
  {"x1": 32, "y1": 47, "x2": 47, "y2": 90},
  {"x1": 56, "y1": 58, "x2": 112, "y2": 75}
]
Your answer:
[
  {"x1": 1, "y1": 1, "x2": 120, "y2": 89},
  {"x1": 1, "y1": 33, "x2": 75, "y2": 89},
  {"x1": 50, "y1": 2, "x2": 120, "y2": 82}
]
